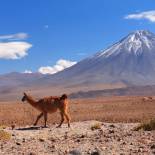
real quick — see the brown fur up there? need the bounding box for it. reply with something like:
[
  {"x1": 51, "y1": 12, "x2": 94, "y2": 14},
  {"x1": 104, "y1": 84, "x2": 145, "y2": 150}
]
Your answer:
[{"x1": 21, "y1": 92, "x2": 70, "y2": 128}]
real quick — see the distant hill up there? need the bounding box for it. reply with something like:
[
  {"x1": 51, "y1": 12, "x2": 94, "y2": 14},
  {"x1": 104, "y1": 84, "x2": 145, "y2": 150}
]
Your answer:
[{"x1": 69, "y1": 85, "x2": 155, "y2": 98}]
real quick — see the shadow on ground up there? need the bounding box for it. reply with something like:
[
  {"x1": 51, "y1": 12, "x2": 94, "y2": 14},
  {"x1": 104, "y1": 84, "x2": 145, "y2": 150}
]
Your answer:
[{"x1": 16, "y1": 126, "x2": 43, "y2": 130}]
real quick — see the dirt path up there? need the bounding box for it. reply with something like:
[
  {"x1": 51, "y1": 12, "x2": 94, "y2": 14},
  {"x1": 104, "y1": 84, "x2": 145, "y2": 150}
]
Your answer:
[{"x1": 0, "y1": 121, "x2": 155, "y2": 155}]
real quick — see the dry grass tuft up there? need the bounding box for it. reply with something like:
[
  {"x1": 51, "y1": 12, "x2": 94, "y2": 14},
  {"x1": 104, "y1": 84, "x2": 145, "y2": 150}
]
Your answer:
[
  {"x1": 91, "y1": 122, "x2": 101, "y2": 130},
  {"x1": 0, "y1": 130, "x2": 11, "y2": 141},
  {"x1": 0, "y1": 125, "x2": 7, "y2": 129},
  {"x1": 134, "y1": 119, "x2": 155, "y2": 131}
]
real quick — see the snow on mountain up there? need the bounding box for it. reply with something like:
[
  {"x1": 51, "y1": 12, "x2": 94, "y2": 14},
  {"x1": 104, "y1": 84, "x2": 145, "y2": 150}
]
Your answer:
[{"x1": 95, "y1": 30, "x2": 155, "y2": 58}]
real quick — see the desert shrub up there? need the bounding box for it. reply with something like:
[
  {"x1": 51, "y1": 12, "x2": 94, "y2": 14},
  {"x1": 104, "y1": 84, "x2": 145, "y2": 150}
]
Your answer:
[
  {"x1": 91, "y1": 122, "x2": 101, "y2": 130},
  {"x1": 0, "y1": 130, "x2": 11, "y2": 141},
  {"x1": 134, "y1": 119, "x2": 155, "y2": 131}
]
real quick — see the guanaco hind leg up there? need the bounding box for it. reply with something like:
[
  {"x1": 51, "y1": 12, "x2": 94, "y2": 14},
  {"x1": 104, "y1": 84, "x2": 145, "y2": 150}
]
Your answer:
[{"x1": 33, "y1": 112, "x2": 43, "y2": 126}]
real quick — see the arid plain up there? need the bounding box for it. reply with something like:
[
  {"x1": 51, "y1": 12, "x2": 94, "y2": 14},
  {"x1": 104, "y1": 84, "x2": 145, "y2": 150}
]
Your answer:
[{"x1": 0, "y1": 96, "x2": 155, "y2": 126}]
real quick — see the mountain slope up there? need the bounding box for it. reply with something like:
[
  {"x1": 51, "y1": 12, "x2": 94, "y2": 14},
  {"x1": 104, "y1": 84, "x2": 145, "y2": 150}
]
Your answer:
[{"x1": 37, "y1": 30, "x2": 155, "y2": 86}]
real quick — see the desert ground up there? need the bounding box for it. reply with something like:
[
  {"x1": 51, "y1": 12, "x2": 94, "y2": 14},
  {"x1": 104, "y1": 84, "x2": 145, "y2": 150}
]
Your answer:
[
  {"x1": 0, "y1": 96, "x2": 155, "y2": 155},
  {"x1": 0, "y1": 96, "x2": 155, "y2": 126}
]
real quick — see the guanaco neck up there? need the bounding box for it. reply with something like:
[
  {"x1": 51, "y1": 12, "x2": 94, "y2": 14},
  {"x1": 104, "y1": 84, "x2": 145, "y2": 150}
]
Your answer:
[{"x1": 26, "y1": 95, "x2": 37, "y2": 107}]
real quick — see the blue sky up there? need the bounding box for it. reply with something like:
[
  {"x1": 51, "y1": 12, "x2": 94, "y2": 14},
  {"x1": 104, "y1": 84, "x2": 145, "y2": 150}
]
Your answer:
[{"x1": 0, "y1": 0, "x2": 155, "y2": 74}]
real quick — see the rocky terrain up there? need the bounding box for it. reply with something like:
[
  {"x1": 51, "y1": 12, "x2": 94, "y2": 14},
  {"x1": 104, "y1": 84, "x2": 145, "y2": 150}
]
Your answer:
[{"x1": 0, "y1": 120, "x2": 155, "y2": 155}]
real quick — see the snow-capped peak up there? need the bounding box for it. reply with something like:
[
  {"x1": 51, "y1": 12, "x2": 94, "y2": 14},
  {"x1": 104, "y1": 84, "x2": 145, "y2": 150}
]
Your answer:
[
  {"x1": 96, "y1": 30, "x2": 155, "y2": 58},
  {"x1": 124, "y1": 30, "x2": 155, "y2": 50}
]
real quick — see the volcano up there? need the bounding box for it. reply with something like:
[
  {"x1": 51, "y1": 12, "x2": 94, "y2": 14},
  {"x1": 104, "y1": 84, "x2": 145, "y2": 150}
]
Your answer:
[{"x1": 40, "y1": 30, "x2": 155, "y2": 87}]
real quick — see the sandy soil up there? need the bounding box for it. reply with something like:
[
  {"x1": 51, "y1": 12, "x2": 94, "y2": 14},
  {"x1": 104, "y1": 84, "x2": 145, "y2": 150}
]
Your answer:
[{"x1": 0, "y1": 120, "x2": 155, "y2": 155}]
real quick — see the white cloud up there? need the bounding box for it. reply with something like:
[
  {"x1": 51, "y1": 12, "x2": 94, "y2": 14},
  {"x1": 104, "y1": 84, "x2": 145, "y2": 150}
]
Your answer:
[
  {"x1": 0, "y1": 33, "x2": 28, "y2": 40},
  {"x1": 125, "y1": 10, "x2": 155, "y2": 22},
  {"x1": 38, "y1": 59, "x2": 77, "y2": 74},
  {"x1": 0, "y1": 42, "x2": 32, "y2": 59},
  {"x1": 23, "y1": 70, "x2": 32, "y2": 74}
]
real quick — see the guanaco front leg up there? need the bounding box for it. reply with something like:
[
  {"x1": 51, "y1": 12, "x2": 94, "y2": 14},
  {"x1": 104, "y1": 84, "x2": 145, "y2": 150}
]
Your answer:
[
  {"x1": 43, "y1": 112, "x2": 48, "y2": 128},
  {"x1": 57, "y1": 112, "x2": 65, "y2": 128},
  {"x1": 33, "y1": 112, "x2": 43, "y2": 126},
  {"x1": 64, "y1": 111, "x2": 71, "y2": 128}
]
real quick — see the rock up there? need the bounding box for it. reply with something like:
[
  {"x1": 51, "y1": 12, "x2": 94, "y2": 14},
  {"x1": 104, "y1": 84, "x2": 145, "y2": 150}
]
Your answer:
[
  {"x1": 16, "y1": 142, "x2": 21, "y2": 145},
  {"x1": 64, "y1": 132, "x2": 68, "y2": 139},
  {"x1": 75, "y1": 139, "x2": 81, "y2": 143},
  {"x1": 22, "y1": 138, "x2": 26, "y2": 142},
  {"x1": 29, "y1": 152, "x2": 36, "y2": 155},
  {"x1": 91, "y1": 150, "x2": 101, "y2": 155},
  {"x1": 117, "y1": 138, "x2": 121, "y2": 141},
  {"x1": 99, "y1": 129, "x2": 104, "y2": 134},
  {"x1": 138, "y1": 148, "x2": 142, "y2": 153},
  {"x1": 95, "y1": 136, "x2": 100, "y2": 140},
  {"x1": 80, "y1": 135, "x2": 85, "y2": 138},
  {"x1": 108, "y1": 130, "x2": 114, "y2": 134},
  {"x1": 69, "y1": 150, "x2": 82, "y2": 155},
  {"x1": 39, "y1": 138, "x2": 45, "y2": 142},
  {"x1": 151, "y1": 144, "x2": 155, "y2": 149},
  {"x1": 127, "y1": 133, "x2": 132, "y2": 136},
  {"x1": 48, "y1": 144, "x2": 56, "y2": 150},
  {"x1": 122, "y1": 142, "x2": 126, "y2": 145},
  {"x1": 49, "y1": 138, "x2": 56, "y2": 142},
  {"x1": 51, "y1": 145, "x2": 55, "y2": 149},
  {"x1": 104, "y1": 139, "x2": 109, "y2": 142},
  {"x1": 109, "y1": 124, "x2": 115, "y2": 128}
]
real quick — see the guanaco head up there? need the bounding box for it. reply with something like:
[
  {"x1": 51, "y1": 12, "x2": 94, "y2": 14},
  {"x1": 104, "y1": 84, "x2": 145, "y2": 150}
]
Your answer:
[
  {"x1": 60, "y1": 94, "x2": 68, "y2": 100},
  {"x1": 21, "y1": 92, "x2": 27, "y2": 102}
]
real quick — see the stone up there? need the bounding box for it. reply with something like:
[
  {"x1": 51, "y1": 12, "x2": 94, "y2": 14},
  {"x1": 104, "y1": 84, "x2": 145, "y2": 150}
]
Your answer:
[
  {"x1": 76, "y1": 139, "x2": 81, "y2": 143},
  {"x1": 69, "y1": 150, "x2": 82, "y2": 155},
  {"x1": 29, "y1": 152, "x2": 36, "y2": 155},
  {"x1": 109, "y1": 124, "x2": 115, "y2": 128},
  {"x1": 16, "y1": 142, "x2": 21, "y2": 146},
  {"x1": 22, "y1": 138, "x2": 26, "y2": 142},
  {"x1": 109, "y1": 130, "x2": 114, "y2": 134},
  {"x1": 91, "y1": 150, "x2": 101, "y2": 155},
  {"x1": 80, "y1": 135, "x2": 85, "y2": 138},
  {"x1": 39, "y1": 138, "x2": 45, "y2": 142},
  {"x1": 151, "y1": 145, "x2": 155, "y2": 149}
]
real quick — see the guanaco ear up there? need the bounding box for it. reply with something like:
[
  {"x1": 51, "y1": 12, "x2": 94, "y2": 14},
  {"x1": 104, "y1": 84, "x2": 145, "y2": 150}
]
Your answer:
[
  {"x1": 23, "y1": 92, "x2": 27, "y2": 96},
  {"x1": 60, "y1": 94, "x2": 68, "y2": 100}
]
